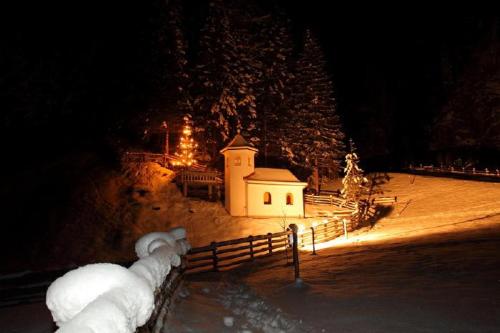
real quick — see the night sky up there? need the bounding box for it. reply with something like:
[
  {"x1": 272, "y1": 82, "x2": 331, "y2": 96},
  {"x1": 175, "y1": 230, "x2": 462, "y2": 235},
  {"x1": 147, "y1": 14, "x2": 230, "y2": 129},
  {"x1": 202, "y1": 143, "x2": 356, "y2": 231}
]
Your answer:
[
  {"x1": 278, "y1": 5, "x2": 497, "y2": 166},
  {"x1": 2, "y1": 2, "x2": 497, "y2": 165}
]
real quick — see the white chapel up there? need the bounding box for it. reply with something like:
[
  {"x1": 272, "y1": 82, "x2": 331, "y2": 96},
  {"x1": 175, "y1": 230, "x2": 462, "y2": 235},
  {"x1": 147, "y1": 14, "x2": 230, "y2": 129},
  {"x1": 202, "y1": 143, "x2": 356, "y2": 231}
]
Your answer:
[{"x1": 220, "y1": 134, "x2": 307, "y2": 218}]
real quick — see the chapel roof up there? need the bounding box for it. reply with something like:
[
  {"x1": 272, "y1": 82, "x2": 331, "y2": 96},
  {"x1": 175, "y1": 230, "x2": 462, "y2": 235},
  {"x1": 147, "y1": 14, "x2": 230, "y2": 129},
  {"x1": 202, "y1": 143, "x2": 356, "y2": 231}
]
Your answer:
[
  {"x1": 220, "y1": 134, "x2": 258, "y2": 153},
  {"x1": 245, "y1": 168, "x2": 303, "y2": 183}
]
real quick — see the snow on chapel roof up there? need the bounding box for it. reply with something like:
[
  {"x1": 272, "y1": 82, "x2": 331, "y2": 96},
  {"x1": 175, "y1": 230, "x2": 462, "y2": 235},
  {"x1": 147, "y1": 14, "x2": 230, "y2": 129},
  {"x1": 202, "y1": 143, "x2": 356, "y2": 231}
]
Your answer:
[
  {"x1": 220, "y1": 134, "x2": 258, "y2": 153},
  {"x1": 245, "y1": 168, "x2": 305, "y2": 184}
]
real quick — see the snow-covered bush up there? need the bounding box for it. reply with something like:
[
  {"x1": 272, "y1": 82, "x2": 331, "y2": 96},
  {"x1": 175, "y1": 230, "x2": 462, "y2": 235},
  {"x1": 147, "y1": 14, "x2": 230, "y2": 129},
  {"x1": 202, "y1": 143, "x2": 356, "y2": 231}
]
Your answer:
[
  {"x1": 46, "y1": 227, "x2": 190, "y2": 333},
  {"x1": 341, "y1": 142, "x2": 368, "y2": 208}
]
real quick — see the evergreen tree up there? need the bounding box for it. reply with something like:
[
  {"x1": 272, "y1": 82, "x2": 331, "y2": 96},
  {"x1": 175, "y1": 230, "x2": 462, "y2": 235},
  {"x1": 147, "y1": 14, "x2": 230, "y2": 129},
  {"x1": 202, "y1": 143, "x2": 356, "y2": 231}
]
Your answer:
[
  {"x1": 193, "y1": 0, "x2": 259, "y2": 149},
  {"x1": 283, "y1": 30, "x2": 345, "y2": 177},
  {"x1": 432, "y1": 35, "x2": 500, "y2": 156},
  {"x1": 142, "y1": 0, "x2": 191, "y2": 143},
  {"x1": 253, "y1": 12, "x2": 294, "y2": 163},
  {"x1": 341, "y1": 140, "x2": 368, "y2": 206}
]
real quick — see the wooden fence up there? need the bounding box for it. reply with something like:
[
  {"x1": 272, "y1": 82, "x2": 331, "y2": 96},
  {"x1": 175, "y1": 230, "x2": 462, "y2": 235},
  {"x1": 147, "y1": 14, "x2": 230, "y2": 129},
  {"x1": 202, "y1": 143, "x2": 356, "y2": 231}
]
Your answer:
[
  {"x1": 297, "y1": 216, "x2": 358, "y2": 254},
  {"x1": 179, "y1": 170, "x2": 223, "y2": 185},
  {"x1": 186, "y1": 213, "x2": 363, "y2": 274},
  {"x1": 304, "y1": 194, "x2": 357, "y2": 210},
  {"x1": 177, "y1": 170, "x2": 223, "y2": 197},
  {"x1": 187, "y1": 230, "x2": 292, "y2": 273},
  {"x1": 408, "y1": 165, "x2": 500, "y2": 178}
]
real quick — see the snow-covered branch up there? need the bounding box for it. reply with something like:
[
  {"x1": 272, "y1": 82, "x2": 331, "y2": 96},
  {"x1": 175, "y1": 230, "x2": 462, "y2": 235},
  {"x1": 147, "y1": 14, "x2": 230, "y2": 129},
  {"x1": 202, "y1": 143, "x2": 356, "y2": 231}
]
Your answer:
[{"x1": 46, "y1": 228, "x2": 190, "y2": 333}]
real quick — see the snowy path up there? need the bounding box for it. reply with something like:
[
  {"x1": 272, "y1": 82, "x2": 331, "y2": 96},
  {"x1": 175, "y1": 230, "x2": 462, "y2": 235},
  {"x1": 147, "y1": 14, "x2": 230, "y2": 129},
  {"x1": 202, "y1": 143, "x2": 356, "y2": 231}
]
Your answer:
[{"x1": 165, "y1": 272, "x2": 313, "y2": 333}]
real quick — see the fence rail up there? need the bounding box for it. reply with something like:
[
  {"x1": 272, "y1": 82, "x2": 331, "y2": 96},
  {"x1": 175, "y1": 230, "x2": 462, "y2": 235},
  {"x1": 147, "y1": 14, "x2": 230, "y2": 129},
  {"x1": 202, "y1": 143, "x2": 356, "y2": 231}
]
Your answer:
[
  {"x1": 186, "y1": 211, "x2": 364, "y2": 274},
  {"x1": 187, "y1": 230, "x2": 292, "y2": 273},
  {"x1": 180, "y1": 170, "x2": 223, "y2": 184},
  {"x1": 304, "y1": 194, "x2": 357, "y2": 210},
  {"x1": 371, "y1": 196, "x2": 397, "y2": 205},
  {"x1": 298, "y1": 216, "x2": 356, "y2": 253}
]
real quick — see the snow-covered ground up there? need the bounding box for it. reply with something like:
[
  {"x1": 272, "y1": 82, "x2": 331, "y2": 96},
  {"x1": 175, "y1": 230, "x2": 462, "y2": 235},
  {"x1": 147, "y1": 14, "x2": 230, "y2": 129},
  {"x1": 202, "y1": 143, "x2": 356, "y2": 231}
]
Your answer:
[
  {"x1": 166, "y1": 173, "x2": 500, "y2": 332},
  {"x1": 3, "y1": 173, "x2": 500, "y2": 332}
]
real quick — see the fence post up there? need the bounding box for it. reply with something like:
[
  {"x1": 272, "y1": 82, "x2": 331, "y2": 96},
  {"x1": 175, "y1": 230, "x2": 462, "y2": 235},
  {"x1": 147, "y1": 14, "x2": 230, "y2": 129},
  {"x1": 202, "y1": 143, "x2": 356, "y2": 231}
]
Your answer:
[
  {"x1": 342, "y1": 219, "x2": 348, "y2": 240},
  {"x1": 311, "y1": 227, "x2": 317, "y2": 255},
  {"x1": 249, "y1": 236, "x2": 254, "y2": 260},
  {"x1": 267, "y1": 233, "x2": 272, "y2": 254},
  {"x1": 289, "y1": 224, "x2": 300, "y2": 281},
  {"x1": 208, "y1": 184, "x2": 213, "y2": 199},
  {"x1": 210, "y1": 241, "x2": 218, "y2": 272}
]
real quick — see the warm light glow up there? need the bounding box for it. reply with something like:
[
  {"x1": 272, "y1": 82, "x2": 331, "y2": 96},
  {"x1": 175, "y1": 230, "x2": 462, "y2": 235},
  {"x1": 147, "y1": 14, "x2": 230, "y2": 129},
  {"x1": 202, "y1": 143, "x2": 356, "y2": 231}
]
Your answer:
[{"x1": 174, "y1": 115, "x2": 198, "y2": 167}]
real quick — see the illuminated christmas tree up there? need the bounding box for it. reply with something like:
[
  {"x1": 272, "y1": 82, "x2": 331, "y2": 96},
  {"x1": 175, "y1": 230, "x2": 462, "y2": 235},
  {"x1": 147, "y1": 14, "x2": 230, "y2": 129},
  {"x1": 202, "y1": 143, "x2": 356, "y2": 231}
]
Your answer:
[{"x1": 175, "y1": 115, "x2": 198, "y2": 167}]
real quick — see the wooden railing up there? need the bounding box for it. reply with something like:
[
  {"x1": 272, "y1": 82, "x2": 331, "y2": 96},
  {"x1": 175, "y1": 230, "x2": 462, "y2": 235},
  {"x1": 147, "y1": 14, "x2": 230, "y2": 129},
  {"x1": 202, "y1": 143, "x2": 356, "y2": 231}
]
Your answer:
[
  {"x1": 304, "y1": 194, "x2": 357, "y2": 211},
  {"x1": 371, "y1": 196, "x2": 397, "y2": 205},
  {"x1": 298, "y1": 216, "x2": 357, "y2": 254},
  {"x1": 187, "y1": 230, "x2": 292, "y2": 273},
  {"x1": 180, "y1": 170, "x2": 223, "y2": 185}
]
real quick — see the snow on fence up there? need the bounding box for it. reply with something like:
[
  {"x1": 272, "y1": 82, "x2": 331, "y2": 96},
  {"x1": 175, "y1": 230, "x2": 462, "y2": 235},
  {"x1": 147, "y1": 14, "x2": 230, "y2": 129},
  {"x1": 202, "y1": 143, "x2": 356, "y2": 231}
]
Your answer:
[
  {"x1": 45, "y1": 228, "x2": 191, "y2": 333},
  {"x1": 187, "y1": 229, "x2": 292, "y2": 273}
]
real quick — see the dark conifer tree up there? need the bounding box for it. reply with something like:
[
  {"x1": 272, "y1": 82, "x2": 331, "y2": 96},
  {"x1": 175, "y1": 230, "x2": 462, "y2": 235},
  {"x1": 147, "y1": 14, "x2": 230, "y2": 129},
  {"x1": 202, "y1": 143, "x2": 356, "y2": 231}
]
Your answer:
[
  {"x1": 142, "y1": 0, "x2": 191, "y2": 144},
  {"x1": 193, "y1": 0, "x2": 259, "y2": 152},
  {"x1": 253, "y1": 12, "x2": 294, "y2": 164},
  {"x1": 283, "y1": 30, "x2": 345, "y2": 177}
]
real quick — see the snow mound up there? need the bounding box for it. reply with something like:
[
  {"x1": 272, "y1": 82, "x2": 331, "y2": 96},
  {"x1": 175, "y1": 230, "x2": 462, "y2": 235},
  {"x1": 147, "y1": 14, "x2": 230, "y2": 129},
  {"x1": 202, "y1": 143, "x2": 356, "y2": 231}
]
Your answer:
[
  {"x1": 135, "y1": 232, "x2": 176, "y2": 258},
  {"x1": 47, "y1": 227, "x2": 190, "y2": 333},
  {"x1": 46, "y1": 263, "x2": 153, "y2": 329},
  {"x1": 129, "y1": 244, "x2": 182, "y2": 290},
  {"x1": 167, "y1": 226, "x2": 187, "y2": 240},
  {"x1": 56, "y1": 292, "x2": 132, "y2": 333}
]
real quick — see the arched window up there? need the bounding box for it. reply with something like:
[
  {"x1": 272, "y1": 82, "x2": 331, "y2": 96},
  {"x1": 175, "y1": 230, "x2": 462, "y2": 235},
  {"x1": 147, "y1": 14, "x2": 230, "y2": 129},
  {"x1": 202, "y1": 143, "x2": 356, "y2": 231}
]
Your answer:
[
  {"x1": 234, "y1": 156, "x2": 241, "y2": 166},
  {"x1": 286, "y1": 193, "x2": 294, "y2": 205},
  {"x1": 264, "y1": 192, "x2": 272, "y2": 205}
]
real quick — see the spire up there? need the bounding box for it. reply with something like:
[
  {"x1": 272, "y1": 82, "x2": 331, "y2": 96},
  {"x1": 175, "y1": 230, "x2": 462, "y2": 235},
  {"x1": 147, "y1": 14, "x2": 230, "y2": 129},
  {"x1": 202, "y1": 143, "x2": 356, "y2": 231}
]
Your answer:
[{"x1": 220, "y1": 133, "x2": 258, "y2": 154}]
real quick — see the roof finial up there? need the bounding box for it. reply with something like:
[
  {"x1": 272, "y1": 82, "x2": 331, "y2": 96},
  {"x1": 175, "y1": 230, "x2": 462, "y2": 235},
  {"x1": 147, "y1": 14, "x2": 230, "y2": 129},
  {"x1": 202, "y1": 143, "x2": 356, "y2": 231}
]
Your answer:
[{"x1": 237, "y1": 128, "x2": 241, "y2": 134}]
